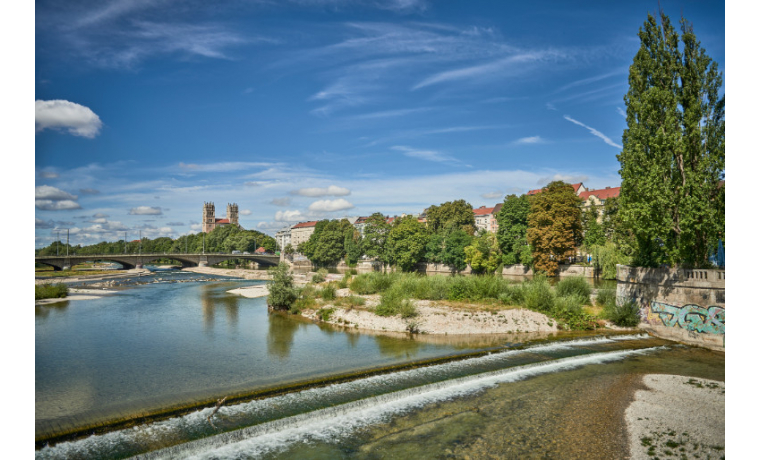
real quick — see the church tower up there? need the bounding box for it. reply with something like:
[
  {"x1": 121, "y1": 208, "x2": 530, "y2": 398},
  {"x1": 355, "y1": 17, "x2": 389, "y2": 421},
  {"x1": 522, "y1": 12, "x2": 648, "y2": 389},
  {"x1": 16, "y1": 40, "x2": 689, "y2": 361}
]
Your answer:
[
  {"x1": 227, "y1": 203, "x2": 239, "y2": 226},
  {"x1": 202, "y1": 202, "x2": 216, "y2": 233}
]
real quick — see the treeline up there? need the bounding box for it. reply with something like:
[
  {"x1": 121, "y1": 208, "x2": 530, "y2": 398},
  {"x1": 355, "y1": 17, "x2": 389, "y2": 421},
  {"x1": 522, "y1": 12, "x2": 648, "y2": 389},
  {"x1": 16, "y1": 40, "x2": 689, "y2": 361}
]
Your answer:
[
  {"x1": 35, "y1": 225, "x2": 277, "y2": 257},
  {"x1": 294, "y1": 183, "x2": 626, "y2": 276}
]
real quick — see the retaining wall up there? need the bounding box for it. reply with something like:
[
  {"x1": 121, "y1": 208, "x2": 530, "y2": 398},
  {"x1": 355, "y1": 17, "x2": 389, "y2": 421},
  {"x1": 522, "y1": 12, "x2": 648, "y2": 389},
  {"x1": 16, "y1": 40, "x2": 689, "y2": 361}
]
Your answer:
[{"x1": 616, "y1": 265, "x2": 725, "y2": 351}]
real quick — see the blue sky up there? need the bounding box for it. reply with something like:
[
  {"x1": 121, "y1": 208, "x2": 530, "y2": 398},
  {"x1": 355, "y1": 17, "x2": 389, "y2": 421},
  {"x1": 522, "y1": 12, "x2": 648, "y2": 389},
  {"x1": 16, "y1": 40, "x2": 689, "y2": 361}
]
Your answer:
[{"x1": 33, "y1": 0, "x2": 726, "y2": 248}]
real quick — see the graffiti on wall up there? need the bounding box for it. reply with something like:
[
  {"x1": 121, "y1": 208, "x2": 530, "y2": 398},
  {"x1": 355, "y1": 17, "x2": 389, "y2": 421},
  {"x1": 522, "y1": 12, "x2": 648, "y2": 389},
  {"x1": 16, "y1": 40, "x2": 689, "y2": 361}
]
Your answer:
[{"x1": 643, "y1": 301, "x2": 725, "y2": 335}]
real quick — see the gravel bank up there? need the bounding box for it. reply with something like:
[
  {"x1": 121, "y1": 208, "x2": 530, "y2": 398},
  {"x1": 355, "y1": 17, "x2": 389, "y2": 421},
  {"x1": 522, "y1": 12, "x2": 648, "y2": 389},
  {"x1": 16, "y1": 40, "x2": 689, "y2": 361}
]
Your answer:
[{"x1": 625, "y1": 374, "x2": 725, "y2": 459}]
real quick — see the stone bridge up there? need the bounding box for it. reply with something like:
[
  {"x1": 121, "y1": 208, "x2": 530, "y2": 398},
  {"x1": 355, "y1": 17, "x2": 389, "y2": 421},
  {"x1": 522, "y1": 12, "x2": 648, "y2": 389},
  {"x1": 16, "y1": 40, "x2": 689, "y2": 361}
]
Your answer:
[{"x1": 35, "y1": 253, "x2": 281, "y2": 271}]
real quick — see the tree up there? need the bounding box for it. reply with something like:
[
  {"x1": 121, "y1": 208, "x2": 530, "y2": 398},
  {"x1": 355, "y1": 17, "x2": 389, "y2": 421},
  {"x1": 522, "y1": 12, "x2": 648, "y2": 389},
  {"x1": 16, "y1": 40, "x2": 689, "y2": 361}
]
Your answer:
[
  {"x1": 581, "y1": 204, "x2": 605, "y2": 249},
  {"x1": 464, "y1": 231, "x2": 501, "y2": 273},
  {"x1": 496, "y1": 194, "x2": 531, "y2": 265},
  {"x1": 526, "y1": 181, "x2": 582, "y2": 275},
  {"x1": 363, "y1": 212, "x2": 391, "y2": 265},
  {"x1": 618, "y1": 12, "x2": 724, "y2": 268},
  {"x1": 386, "y1": 216, "x2": 429, "y2": 272},
  {"x1": 425, "y1": 199, "x2": 476, "y2": 235},
  {"x1": 266, "y1": 263, "x2": 299, "y2": 310},
  {"x1": 425, "y1": 226, "x2": 472, "y2": 272}
]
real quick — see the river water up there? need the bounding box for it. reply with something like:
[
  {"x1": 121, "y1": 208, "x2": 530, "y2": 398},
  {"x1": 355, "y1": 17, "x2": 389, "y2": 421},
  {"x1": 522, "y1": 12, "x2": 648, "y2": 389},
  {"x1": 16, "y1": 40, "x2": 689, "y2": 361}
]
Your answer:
[{"x1": 35, "y1": 269, "x2": 724, "y2": 459}]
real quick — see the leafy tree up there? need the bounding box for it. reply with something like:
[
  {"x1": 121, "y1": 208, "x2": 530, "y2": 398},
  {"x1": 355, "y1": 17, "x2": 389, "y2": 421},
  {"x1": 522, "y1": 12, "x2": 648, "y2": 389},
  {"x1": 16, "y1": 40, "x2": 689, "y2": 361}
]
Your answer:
[
  {"x1": 581, "y1": 204, "x2": 605, "y2": 249},
  {"x1": 363, "y1": 212, "x2": 391, "y2": 265},
  {"x1": 283, "y1": 243, "x2": 295, "y2": 255},
  {"x1": 618, "y1": 12, "x2": 724, "y2": 268},
  {"x1": 344, "y1": 232, "x2": 362, "y2": 266},
  {"x1": 464, "y1": 231, "x2": 501, "y2": 273},
  {"x1": 425, "y1": 199, "x2": 476, "y2": 235},
  {"x1": 308, "y1": 220, "x2": 348, "y2": 267},
  {"x1": 496, "y1": 194, "x2": 531, "y2": 265},
  {"x1": 526, "y1": 181, "x2": 582, "y2": 275},
  {"x1": 425, "y1": 226, "x2": 472, "y2": 272},
  {"x1": 266, "y1": 263, "x2": 299, "y2": 310},
  {"x1": 386, "y1": 216, "x2": 429, "y2": 272}
]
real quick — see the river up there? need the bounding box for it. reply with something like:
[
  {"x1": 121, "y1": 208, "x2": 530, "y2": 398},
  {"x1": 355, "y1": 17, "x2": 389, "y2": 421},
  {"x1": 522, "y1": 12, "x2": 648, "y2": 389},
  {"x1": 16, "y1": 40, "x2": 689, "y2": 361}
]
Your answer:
[{"x1": 35, "y1": 269, "x2": 724, "y2": 459}]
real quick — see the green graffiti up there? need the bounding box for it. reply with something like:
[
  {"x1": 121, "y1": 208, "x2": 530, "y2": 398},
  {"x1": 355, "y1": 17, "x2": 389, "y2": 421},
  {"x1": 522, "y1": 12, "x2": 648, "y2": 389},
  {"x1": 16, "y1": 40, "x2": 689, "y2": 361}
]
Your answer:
[{"x1": 651, "y1": 302, "x2": 725, "y2": 334}]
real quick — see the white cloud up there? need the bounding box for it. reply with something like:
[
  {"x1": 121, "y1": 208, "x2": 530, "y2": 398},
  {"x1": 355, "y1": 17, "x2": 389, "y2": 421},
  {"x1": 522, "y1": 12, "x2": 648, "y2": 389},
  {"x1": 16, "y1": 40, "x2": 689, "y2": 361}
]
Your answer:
[
  {"x1": 129, "y1": 206, "x2": 163, "y2": 215},
  {"x1": 275, "y1": 210, "x2": 310, "y2": 222},
  {"x1": 563, "y1": 115, "x2": 622, "y2": 149},
  {"x1": 292, "y1": 185, "x2": 351, "y2": 197},
  {"x1": 515, "y1": 136, "x2": 545, "y2": 144},
  {"x1": 240, "y1": 209, "x2": 252, "y2": 216},
  {"x1": 536, "y1": 174, "x2": 589, "y2": 185},
  {"x1": 36, "y1": 200, "x2": 82, "y2": 211},
  {"x1": 616, "y1": 107, "x2": 626, "y2": 118},
  {"x1": 481, "y1": 191, "x2": 503, "y2": 200},
  {"x1": 391, "y1": 145, "x2": 459, "y2": 164},
  {"x1": 35, "y1": 100, "x2": 103, "y2": 138},
  {"x1": 271, "y1": 197, "x2": 292, "y2": 207},
  {"x1": 38, "y1": 170, "x2": 59, "y2": 179},
  {"x1": 36, "y1": 185, "x2": 78, "y2": 201},
  {"x1": 308, "y1": 198, "x2": 354, "y2": 213},
  {"x1": 257, "y1": 221, "x2": 292, "y2": 231}
]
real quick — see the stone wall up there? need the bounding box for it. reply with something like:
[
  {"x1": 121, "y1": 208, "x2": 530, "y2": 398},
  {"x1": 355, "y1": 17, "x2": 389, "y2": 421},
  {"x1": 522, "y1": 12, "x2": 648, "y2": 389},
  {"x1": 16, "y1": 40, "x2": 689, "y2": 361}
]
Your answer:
[{"x1": 616, "y1": 265, "x2": 725, "y2": 351}]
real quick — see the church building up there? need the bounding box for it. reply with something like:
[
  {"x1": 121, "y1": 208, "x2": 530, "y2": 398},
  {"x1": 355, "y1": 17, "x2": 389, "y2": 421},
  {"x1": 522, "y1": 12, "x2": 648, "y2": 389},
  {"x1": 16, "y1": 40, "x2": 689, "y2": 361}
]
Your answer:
[{"x1": 202, "y1": 202, "x2": 240, "y2": 233}]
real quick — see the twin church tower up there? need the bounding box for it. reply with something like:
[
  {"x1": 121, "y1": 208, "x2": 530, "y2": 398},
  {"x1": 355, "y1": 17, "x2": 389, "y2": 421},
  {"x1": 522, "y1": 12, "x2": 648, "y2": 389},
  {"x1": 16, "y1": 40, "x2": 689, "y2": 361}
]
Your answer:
[{"x1": 202, "y1": 202, "x2": 240, "y2": 233}]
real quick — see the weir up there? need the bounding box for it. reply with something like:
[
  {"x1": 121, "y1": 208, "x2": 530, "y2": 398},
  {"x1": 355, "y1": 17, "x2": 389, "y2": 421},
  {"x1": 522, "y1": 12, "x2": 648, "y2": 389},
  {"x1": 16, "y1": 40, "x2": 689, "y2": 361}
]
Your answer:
[{"x1": 36, "y1": 335, "x2": 671, "y2": 460}]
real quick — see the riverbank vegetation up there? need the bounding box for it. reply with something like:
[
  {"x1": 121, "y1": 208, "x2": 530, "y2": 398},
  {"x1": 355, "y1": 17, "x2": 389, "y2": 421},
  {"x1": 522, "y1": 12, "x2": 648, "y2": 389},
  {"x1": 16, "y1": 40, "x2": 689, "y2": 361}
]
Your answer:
[
  {"x1": 269, "y1": 268, "x2": 638, "y2": 331},
  {"x1": 35, "y1": 283, "x2": 69, "y2": 300}
]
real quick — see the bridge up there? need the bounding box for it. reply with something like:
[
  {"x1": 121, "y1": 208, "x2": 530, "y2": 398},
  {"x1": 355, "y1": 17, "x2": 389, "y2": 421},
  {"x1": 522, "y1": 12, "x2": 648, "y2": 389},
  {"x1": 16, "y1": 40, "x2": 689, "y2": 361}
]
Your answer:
[{"x1": 35, "y1": 253, "x2": 281, "y2": 271}]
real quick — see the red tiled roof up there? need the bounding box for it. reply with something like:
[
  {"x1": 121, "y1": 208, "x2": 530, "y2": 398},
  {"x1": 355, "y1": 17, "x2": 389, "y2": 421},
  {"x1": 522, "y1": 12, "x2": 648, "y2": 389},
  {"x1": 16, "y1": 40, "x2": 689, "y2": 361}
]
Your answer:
[
  {"x1": 255, "y1": 247, "x2": 267, "y2": 253},
  {"x1": 472, "y1": 206, "x2": 495, "y2": 216},
  {"x1": 578, "y1": 186, "x2": 621, "y2": 201},
  {"x1": 293, "y1": 221, "x2": 318, "y2": 229},
  {"x1": 354, "y1": 216, "x2": 370, "y2": 224},
  {"x1": 215, "y1": 218, "x2": 230, "y2": 224}
]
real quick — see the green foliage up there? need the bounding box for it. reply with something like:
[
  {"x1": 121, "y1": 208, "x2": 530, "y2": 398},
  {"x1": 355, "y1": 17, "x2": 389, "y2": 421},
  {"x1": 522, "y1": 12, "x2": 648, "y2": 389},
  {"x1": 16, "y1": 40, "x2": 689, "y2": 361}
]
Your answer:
[
  {"x1": 555, "y1": 276, "x2": 591, "y2": 304},
  {"x1": 337, "y1": 273, "x2": 351, "y2": 289},
  {"x1": 526, "y1": 181, "x2": 583, "y2": 275},
  {"x1": 305, "y1": 219, "x2": 355, "y2": 267},
  {"x1": 266, "y1": 263, "x2": 299, "y2": 310},
  {"x1": 590, "y1": 241, "x2": 631, "y2": 280},
  {"x1": 362, "y1": 212, "x2": 392, "y2": 265},
  {"x1": 603, "y1": 299, "x2": 641, "y2": 327},
  {"x1": 284, "y1": 243, "x2": 295, "y2": 255},
  {"x1": 318, "y1": 307, "x2": 335, "y2": 321},
  {"x1": 386, "y1": 216, "x2": 429, "y2": 272},
  {"x1": 399, "y1": 299, "x2": 418, "y2": 318},
  {"x1": 618, "y1": 12, "x2": 724, "y2": 268},
  {"x1": 349, "y1": 272, "x2": 397, "y2": 294},
  {"x1": 35, "y1": 283, "x2": 68, "y2": 300},
  {"x1": 375, "y1": 287, "x2": 407, "y2": 316},
  {"x1": 425, "y1": 228, "x2": 472, "y2": 272},
  {"x1": 595, "y1": 288, "x2": 617, "y2": 309},
  {"x1": 312, "y1": 268, "x2": 328, "y2": 283},
  {"x1": 318, "y1": 284, "x2": 337, "y2": 301},
  {"x1": 581, "y1": 204, "x2": 605, "y2": 249},
  {"x1": 425, "y1": 199, "x2": 476, "y2": 235},
  {"x1": 464, "y1": 232, "x2": 502, "y2": 274},
  {"x1": 522, "y1": 276, "x2": 555, "y2": 313},
  {"x1": 496, "y1": 194, "x2": 531, "y2": 265}
]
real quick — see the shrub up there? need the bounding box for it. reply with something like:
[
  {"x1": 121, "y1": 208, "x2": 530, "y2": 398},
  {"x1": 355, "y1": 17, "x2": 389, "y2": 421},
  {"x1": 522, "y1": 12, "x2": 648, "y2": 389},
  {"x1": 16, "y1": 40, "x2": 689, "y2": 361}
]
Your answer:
[
  {"x1": 376, "y1": 287, "x2": 406, "y2": 316},
  {"x1": 399, "y1": 299, "x2": 418, "y2": 318},
  {"x1": 344, "y1": 295, "x2": 366, "y2": 307},
  {"x1": 555, "y1": 276, "x2": 592, "y2": 304},
  {"x1": 291, "y1": 296, "x2": 316, "y2": 314},
  {"x1": 414, "y1": 275, "x2": 449, "y2": 300},
  {"x1": 35, "y1": 283, "x2": 68, "y2": 300},
  {"x1": 318, "y1": 307, "x2": 335, "y2": 321},
  {"x1": 521, "y1": 276, "x2": 554, "y2": 313},
  {"x1": 267, "y1": 263, "x2": 299, "y2": 310},
  {"x1": 446, "y1": 276, "x2": 470, "y2": 301},
  {"x1": 350, "y1": 272, "x2": 396, "y2": 295},
  {"x1": 318, "y1": 284, "x2": 336, "y2": 301},
  {"x1": 337, "y1": 273, "x2": 351, "y2": 289},
  {"x1": 553, "y1": 293, "x2": 586, "y2": 316},
  {"x1": 312, "y1": 268, "x2": 328, "y2": 283},
  {"x1": 595, "y1": 288, "x2": 617, "y2": 308},
  {"x1": 498, "y1": 284, "x2": 524, "y2": 306},
  {"x1": 603, "y1": 299, "x2": 641, "y2": 327}
]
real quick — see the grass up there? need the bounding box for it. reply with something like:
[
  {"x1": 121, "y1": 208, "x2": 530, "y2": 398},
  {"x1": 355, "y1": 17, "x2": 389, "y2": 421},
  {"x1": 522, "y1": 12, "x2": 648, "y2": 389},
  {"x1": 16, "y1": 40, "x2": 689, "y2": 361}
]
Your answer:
[
  {"x1": 603, "y1": 298, "x2": 641, "y2": 327},
  {"x1": 35, "y1": 283, "x2": 69, "y2": 300}
]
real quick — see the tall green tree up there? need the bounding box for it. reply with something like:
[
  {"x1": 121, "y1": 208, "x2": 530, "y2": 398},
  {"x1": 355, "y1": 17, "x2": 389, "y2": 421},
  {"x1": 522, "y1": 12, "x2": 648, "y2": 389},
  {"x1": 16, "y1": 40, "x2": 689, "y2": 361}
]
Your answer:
[
  {"x1": 526, "y1": 181, "x2": 582, "y2": 275},
  {"x1": 386, "y1": 216, "x2": 429, "y2": 272},
  {"x1": 618, "y1": 12, "x2": 724, "y2": 267},
  {"x1": 362, "y1": 212, "x2": 391, "y2": 265},
  {"x1": 496, "y1": 194, "x2": 531, "y2": 265},
  {"x1": 425, "y1": 225, "x2": 472, "y2": 272},
  {"x1": 425, "y1": 199, "x2": 476, "y2": 235},
  {"x1": 464, "y1": 231, "x2": 501, "y2": 274},
  {"x1": 581, "y1": 204, "x2": 605, "y2": 249}
]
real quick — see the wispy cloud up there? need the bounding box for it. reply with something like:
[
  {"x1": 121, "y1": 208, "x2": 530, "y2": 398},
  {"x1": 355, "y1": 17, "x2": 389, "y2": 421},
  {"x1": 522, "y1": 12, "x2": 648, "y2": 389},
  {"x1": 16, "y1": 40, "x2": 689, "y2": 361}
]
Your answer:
[
  {"x1": 616, "y1": 107, "x2": 626, "y2": 118},
  {"x1": 391, "y1": 145, "x2": 462, "y2": 164},
  {"x1": 554, "y1": 68, "x2": 627, "y2": 94},
  {"x1": 515, "y1": 136, "x2": 546, "y2": 145},
  {"x1": 291, "y1": 185, "x2": 351, "y2": 197},
  {"x1": 129, "y1": 206, "x2": 163, "y2": 215},
  {"x1": 563, "y1": 115, "x2": 622, "y2": 149}
]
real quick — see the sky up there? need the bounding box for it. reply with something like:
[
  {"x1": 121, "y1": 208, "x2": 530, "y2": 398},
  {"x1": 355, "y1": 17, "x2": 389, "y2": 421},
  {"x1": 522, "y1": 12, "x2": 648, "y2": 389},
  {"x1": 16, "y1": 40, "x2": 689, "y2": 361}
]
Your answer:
[{"x1": 33, "y1": 0, "x2": 726, "y2": 248}]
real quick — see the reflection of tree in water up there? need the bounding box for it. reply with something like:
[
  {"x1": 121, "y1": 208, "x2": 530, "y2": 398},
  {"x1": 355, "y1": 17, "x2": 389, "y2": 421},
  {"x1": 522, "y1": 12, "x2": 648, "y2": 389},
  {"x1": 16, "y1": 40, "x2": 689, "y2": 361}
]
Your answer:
[
  {"x1": 266, "y1": 310, "x2": 305, "y2": 360},
  {"x1": 199, "y1": 284, "x2": 240, "y2": 334},
  {"x1": 374, "y1": 334, "x2": 424, "y2": 359},
  {"x1": 35, "y1": 301, "x2": 70, "y2": 320},
  {"x1": 345, "y1": 331, "x2": 360, "y2": 348}
]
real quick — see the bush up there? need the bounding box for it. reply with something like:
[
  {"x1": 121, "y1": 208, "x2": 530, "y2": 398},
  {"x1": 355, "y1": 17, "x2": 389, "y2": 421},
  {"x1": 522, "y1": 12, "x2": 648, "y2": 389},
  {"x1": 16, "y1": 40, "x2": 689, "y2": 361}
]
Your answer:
[
  {"x1": 603, "y1": 299, "x2": 641, "y2": 327},
  {"x1": 375, "y1": 287, "x2": 406, "y2": 316},
  {"x1": 342, "y1": 295, "x2": 366, "y2": 307},
  {"x1": 498, "y1": 284, "x2": 524, "y2": 306},
  {"x1": 35, "y1": 283, "x2": 68, "y2": 300},
  {"x1": 414, "y1": 275, "x2": 449, "y2": 300},
  {"x1": 318, "y1": 284, "x2": 337, "y2": 301},
  {"x1": 267, "y1": 263, "x2": 299, "y2": 310},
  {"x1": 555, "y1": 276, "x2": 591, "y2": 304},
  {"x1": 595, "y1": 288, "x2": 617, "y2": 308},
  {"x1": 399, "y1": 299, "x2": 418, "y2": 318},
  {"x1": 349, "y1": 272, "x2": 397, "y2": 295},
  {"x1": 291, "y1": 296, "x2": 316, "y2": 314},
  {"x1": 553, "y1": 293, "x2": 586, "y2": 316},
  {"x1": 446, "y1": 276, "x2": 470, "y2": 301},
  {"x1": 337, "y1": 273, "x2": 351, "y2": 289},
  {"x1": 312, "y1": 268, "x2": 328, "y2": 283},
  {"x1": 521, "y1": 276, "x2": 555, "y2": 313},
  {"x1": 318, "y1": 307, "x2": 335, "y2": 321}
]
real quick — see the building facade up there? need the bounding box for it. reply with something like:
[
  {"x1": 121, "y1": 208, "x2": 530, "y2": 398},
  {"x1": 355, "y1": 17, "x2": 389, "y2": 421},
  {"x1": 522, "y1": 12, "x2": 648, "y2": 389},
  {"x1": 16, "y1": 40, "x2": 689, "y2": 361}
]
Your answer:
[
  {"x1": 290, "y1": 221, "x2": 318, "y2": 249},
  {"x1": 202, "y1": 202, "x2": 240, "y2": 233}
]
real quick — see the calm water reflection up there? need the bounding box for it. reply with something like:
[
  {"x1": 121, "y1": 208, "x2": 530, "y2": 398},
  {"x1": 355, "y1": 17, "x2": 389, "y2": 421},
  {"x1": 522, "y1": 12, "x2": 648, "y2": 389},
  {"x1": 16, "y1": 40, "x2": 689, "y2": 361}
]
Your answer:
[{"x1": 35, "y1": 272, "x2": 525, "y2": 438}]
